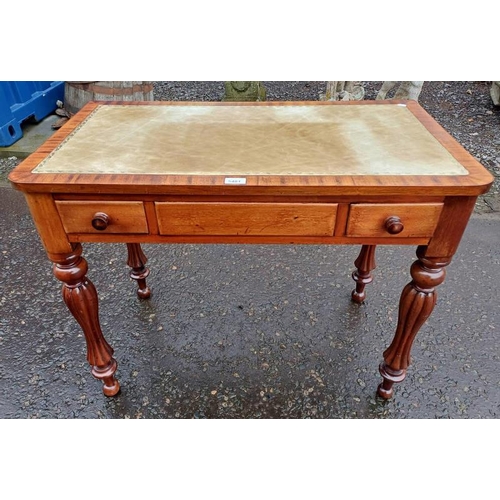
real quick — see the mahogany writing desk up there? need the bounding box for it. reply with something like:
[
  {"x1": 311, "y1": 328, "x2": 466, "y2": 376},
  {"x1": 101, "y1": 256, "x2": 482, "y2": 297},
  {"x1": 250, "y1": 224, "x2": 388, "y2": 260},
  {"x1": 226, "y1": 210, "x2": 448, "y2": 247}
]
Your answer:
[{"x1": 8, "y1": 100, "x2": 493, "y2": 399}]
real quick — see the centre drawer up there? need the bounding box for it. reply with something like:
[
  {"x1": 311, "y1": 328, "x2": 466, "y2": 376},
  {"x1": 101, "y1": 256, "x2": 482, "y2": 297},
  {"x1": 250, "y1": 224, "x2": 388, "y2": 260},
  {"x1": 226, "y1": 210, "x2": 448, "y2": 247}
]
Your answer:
[
  {"x1": 155, "y1": 202, "x2": 338, "y2": 236},
  {"x1": 55, "y1": 201, "x2": 148, "y2": 234}
]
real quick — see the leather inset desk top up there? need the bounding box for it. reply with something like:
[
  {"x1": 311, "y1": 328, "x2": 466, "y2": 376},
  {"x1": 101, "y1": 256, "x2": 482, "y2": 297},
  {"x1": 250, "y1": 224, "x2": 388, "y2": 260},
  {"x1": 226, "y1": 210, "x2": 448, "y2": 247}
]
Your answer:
[{"x1": 33, "y1": 104, "x2": 468, "y2": 176}]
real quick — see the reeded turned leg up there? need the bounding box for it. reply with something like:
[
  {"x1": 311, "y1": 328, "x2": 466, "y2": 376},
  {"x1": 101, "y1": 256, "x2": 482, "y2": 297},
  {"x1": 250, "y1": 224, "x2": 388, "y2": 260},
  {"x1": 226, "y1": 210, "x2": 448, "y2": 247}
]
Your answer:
[
  {"x1": 126, "y1": 243, "x2": 151, "y2": 299},
  {"x1": 51, "y1": 244, "x2": 120, "y2": 396},
  {"x1": 377, "y1": 246, "x2": 450, "y2": 399},
  {"x1": 351, "y1": 245, "x2": 377, "y2": 303}
]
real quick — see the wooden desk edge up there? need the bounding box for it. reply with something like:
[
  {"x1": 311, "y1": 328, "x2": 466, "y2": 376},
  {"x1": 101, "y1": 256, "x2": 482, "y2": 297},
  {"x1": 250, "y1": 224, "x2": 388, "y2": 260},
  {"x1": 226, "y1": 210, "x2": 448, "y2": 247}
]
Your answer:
[{"x1": 8, "y1": 99, "x2": 494, "y2": 197}]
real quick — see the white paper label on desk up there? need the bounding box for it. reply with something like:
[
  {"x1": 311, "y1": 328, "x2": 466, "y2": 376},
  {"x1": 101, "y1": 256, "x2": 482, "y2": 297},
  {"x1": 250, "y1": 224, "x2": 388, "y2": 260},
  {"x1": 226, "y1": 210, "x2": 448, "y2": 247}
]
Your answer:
[{"x1": 224, "y1": 177, "x2": 247, "y2": 185}]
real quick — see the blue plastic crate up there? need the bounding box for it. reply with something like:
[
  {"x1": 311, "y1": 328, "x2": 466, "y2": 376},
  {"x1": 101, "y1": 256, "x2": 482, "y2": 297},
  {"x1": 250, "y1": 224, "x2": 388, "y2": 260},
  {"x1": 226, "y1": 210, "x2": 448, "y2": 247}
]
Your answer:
[{"x1": 0, "y1": 81, "x2": 65, "y2": 147}]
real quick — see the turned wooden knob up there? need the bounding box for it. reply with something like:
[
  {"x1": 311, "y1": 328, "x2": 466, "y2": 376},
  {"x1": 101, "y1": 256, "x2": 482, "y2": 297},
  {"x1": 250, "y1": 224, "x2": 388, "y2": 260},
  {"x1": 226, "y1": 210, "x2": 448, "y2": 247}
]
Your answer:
[
  {"x1": 384, "y1": 216, "x2": 404, "y2": 235},
  {"x1": 91, "y1": 212, "x2": 110, "y2": 231}
]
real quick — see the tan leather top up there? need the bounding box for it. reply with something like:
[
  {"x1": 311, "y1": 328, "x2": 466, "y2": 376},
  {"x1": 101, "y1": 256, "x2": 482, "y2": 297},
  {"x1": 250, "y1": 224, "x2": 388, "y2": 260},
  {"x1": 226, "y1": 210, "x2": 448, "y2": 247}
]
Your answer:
[{"x1": 33, "y1": 104, "x2": 468, "y2": 176}]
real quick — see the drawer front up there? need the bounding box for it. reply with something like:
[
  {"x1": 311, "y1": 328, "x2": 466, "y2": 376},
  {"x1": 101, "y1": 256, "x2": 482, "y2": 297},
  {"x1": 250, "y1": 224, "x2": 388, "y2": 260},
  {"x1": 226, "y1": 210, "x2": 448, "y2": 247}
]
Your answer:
[
  {"x1": 55, "y1": 201, "x2": 148, "y2": 234},
  {"x1": 155, "y1": 202, "x2": 338, "y2": 236},
  {"x1": 346, "y1": 203, "x2": 444, "y2": 238}
]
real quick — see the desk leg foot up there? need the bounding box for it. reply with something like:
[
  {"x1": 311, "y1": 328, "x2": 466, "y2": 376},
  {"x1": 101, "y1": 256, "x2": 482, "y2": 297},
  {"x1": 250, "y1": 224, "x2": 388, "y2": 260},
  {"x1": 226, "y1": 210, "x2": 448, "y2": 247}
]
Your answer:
[
  {"x1": 126, "y1": 243, "x2": 151, "y2": 299},
  {"x1": 378, "y1": 246, "x2": 449, "y2": 399},
  {"x1": 93, "y1": 359, "x2": 120, "y2": 396},
  {"x1": 351, "y1": 245, "x2": 377, "y2": 303},
  {"x1": 52, "y1": 244, "x2": 121, "y2": 397},
  {"x1": 377, "y1": 363, "x2": 406, "y2": 399}
]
